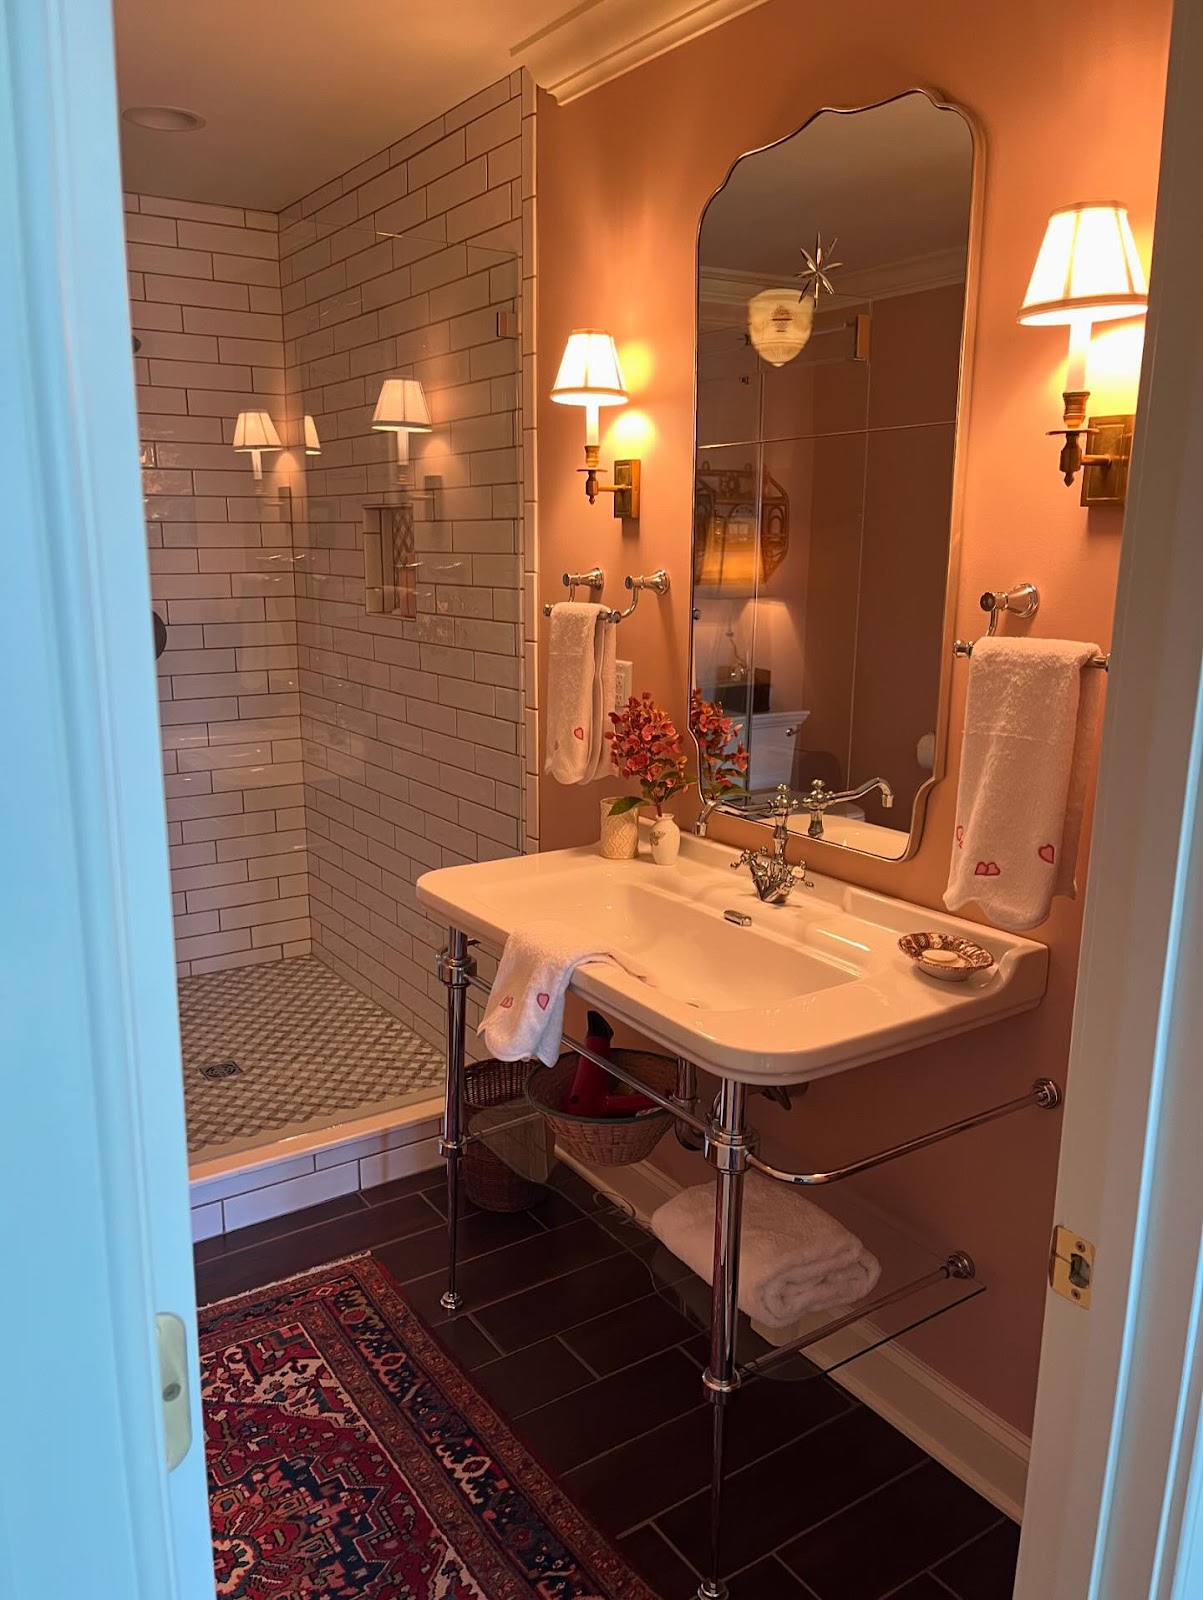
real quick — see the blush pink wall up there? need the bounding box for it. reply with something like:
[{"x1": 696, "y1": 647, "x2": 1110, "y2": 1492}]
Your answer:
[{"x1": 535, "y1": 0, "x2": 1170, "y2": 1434}]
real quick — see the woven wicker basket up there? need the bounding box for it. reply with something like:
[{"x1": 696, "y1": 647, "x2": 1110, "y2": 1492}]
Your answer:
[
  {"x1": 525, "y1": 1050, "x2": 676, "y2": 1167},
  {"x1": 463, "y1": 1059, "x2": 552, "y2": 1212}
]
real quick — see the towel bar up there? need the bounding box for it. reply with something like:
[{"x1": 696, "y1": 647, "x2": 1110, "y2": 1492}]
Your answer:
[
  {"x1": 747, "y1": 1079, "x2": 1061, "y2": 1187},
  {"x1": 541, "y1": 566, "x2": 670, "y2": 621},
  {"x1": 953, "y1": 638, "x2": 1111, "y2": 669},
  {"x1": 953, "y1": 580, "x2": 1110, "y2": 667},
  {"x1": 739, "y1": 1251, "x2": 977, "y2": 1380}
]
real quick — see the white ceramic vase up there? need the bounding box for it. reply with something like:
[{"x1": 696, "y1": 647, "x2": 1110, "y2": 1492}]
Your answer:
[
  {"x1": 649, "y1": 813, "x2": 681, "y2": 866},
  {"x1": 599, "y1": 798, "x2": 639, "y2": 860}
]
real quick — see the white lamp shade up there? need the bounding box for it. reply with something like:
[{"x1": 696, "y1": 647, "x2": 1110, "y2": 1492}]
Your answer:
[
  {"x1": 232, "y1": 410, "x2": 281, "y2": 451},
  {"x1": 550, "y1": 331, "x2": 628, "y2": 407},
  {"x1": 303, "y1": 414, "x2": 321, "y2": 454},
  {"x1": 372, "y1": 377, "x2": 431, "y2": 432},
  {"x1": 1019, "y1": 203, "x2": 1148, "y2": 326}
]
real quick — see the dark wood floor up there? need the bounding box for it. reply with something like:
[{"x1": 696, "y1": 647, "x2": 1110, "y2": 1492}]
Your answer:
[{"x1": 195, "y1": 1163, "x2": 1020, "y2": 1600}]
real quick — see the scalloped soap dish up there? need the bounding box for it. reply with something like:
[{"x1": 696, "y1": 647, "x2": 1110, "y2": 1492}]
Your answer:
[{"x1": 899, "y1": 931, "x2": 995, "y2": 983}]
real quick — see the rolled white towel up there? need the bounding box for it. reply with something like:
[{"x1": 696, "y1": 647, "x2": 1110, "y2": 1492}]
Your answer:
[{"x1": 651, "y1": 1172, "x2": 882, "y2": 1329}]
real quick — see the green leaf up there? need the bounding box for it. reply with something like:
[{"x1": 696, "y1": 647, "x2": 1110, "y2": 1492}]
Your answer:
[{"x1": 607, "y1": 795, "x2": 642, "y2": 816}]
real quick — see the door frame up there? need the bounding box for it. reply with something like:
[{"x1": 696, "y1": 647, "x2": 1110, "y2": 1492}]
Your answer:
[
  {"x1": 1015, "y1": 0, "x2": 1203, "y2": 1593},
  {"x1": 0, "y1": 1, "x2": 211, "y2": 1595}
]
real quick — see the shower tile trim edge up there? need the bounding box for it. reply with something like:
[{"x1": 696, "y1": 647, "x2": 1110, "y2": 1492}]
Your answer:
[{"x1": 189, "y1": 1095, "x2": 443, "y2": 1238}]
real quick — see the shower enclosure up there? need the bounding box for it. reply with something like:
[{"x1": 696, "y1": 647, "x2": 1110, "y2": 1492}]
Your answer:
[{"x1": 131, "y1": 82, "x2": 532, "y2": 1223}]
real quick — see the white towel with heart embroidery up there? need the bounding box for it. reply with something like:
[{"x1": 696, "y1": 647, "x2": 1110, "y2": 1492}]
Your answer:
[
  {"x1": 944, "y1": 638, "x2": 1104, "y2": 931},
  {"x1": 478, "y1": 919, "x2": 653, "y2": 1066},
  {"x1": 544, "y1": 603, "x2": 614, "y2": 785}
]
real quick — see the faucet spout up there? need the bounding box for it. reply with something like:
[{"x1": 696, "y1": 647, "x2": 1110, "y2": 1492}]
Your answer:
[
  {"x1": 695, "y1": 794, "x2": 724, "y2": 838},
  {"x1": 803, "y1": 776, "x2": 894, "y2": 839}
]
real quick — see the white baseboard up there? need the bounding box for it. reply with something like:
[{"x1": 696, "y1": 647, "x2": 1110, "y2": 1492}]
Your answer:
[{"x1": 559, "y1": 1148, "x2": 1029, "y2": 1522}]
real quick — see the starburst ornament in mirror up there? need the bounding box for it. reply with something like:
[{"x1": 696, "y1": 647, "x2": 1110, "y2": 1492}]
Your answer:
[{"x1": 797, "y1": 234, "x2": 843, "y2": 304}]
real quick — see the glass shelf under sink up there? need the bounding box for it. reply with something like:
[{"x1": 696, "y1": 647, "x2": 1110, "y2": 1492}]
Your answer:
[{"x1": 573, "y1": 1172, "x2": 986, "y2": 1385}]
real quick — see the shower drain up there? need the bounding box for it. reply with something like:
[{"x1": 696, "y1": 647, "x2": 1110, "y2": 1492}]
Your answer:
[{"x1": 199, "y1": 1059, "x2": 243, "y2": 1082}]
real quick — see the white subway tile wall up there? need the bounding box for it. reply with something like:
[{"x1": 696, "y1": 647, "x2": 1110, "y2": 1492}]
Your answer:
[
  {"x1": 283, "y1": 72, "x2": 530, "y2": 1050},
  {"x1": 128, "y1": 194, "x2": 311, "y2": 977},
  {"x1": 132, "y1": 72, "x2": 536, "y2": 1027}
]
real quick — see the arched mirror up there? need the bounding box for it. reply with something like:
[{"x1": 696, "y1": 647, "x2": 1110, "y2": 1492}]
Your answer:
[{"x1": 691, "y1": 90, "x2": 978, "y2": 859}]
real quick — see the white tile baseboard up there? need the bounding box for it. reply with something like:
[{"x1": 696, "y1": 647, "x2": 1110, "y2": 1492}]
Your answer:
[
  {"x1": 189, "y1": 1107, "x2": 444, "y2": 1235},
  {"x1": 557, "y1": 1148, "x2": 1031, "y2": 1523}
]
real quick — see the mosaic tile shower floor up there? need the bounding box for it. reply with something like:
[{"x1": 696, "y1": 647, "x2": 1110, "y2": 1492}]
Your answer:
[{"x1": 180, "y1": 956, "x2": 444, "y2": 1162}]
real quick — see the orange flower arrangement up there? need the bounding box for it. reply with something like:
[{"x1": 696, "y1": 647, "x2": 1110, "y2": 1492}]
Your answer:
[{"x1": 606, "y1": 690, "x2": 748, "y2": 817}]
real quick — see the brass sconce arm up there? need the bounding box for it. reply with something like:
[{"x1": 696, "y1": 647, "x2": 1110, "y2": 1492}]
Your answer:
[
  {"x1": 579, "y1": 445, "x2": 641, "y2": 518},
  {"x1": 1047, "y1": 389, "x2": 1134, "y2": 504}
]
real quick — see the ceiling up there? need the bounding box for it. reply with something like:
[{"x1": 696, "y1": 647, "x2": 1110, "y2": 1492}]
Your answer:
[
  {"x1": 700, "y1": 93, "x2": 974, "y2": 294},
  {"x1": 113, "y1": 0, "x2": 573, "y2": 211}
]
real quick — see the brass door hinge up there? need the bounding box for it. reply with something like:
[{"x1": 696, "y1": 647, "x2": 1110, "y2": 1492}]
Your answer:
[{"x1": 1050, "y1": 1225, "x2": 1094, "y2": 1308}]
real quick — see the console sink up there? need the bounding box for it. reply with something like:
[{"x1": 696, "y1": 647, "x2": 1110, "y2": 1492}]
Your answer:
[{"x1": 416, "y1": 832, "x2": 1048, "y2": 1086}]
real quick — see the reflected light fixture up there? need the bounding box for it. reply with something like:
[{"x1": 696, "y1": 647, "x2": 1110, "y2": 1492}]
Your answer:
[
  {"x1": 748, "y1": 289, "x2": 814, "y2": 367},
  {"x1": 550, "y1": 330, "x2": 640, "y2": 518},
  {"x1": 232, "y1": 410, "x2": 281, "y2": 480},
  {"x1": 1019, "y1": 202, "x2": 1148, "y2": 505},
  {"x1": 372, "y1": 378, "x2": 431, "y2": 483},
  {"x1": 303, "y1": 415, "x2": 321, "y2": 455}
]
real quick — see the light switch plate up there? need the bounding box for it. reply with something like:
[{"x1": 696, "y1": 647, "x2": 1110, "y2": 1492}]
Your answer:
[{"x1": 615, "y1": 659, "x2": 633, "y2": 709}]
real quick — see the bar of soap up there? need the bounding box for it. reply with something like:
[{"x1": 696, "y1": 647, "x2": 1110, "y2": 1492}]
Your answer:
[{"x1": 920, "y1": 948, "x2": 963, "y2": 967}]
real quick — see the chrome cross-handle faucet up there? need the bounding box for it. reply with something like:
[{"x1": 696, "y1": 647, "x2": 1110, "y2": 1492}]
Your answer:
[
  {"x1": 731, "y1": 785, "x2": 813, "y2": 904},
  {"x1": 802, "y1": 776, "x2": 895, "y2": 839}
]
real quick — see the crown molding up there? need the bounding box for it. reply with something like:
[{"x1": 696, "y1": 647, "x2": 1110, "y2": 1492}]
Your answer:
[
  {"x1": 700, "y1": 247, "x2": 967, "y2": 310},
  {"x1": 511, "y1": 0, "x2": 772, "y2": 104}
]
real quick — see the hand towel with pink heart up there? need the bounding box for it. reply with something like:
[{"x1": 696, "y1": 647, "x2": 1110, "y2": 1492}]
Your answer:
[
  {"x1": 543, "y1": 602, "x2": 616, "y2": 786},
  {"x1": 944, "y1": 638, "x2": 1104, "y2": 932},
  {"x1": 478, "y1": 918, "x2": 654, "y2": 1065}
]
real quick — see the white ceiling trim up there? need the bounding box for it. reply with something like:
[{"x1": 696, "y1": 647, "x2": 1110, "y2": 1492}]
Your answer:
[
  {"x1": 699, "y1": 248, "x2": 969, "y2": 308},
  {"x1": 511, "y1": 0, "x2": 772, "y2": 103}
]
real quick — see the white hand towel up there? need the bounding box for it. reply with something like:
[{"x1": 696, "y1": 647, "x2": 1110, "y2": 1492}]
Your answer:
[
  {"x1": 651, "y1": 1173, "x2": 882, "y2": 1329},
  {"x1": 544, "y1": 603, "x2": 611, "y2": 785},
  {"x1": 585, "y1": 610, "x2": 617, "y2": 784},
  {"x1": 944, "y1": 638, "x2": 1104, "y2": 931},
  {"x1": 478, "y1": 918, "x2": 652, "y2": 1066}
]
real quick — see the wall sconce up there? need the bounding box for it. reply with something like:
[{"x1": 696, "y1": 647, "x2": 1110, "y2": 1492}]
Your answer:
[
  {"x1": 1019, "y1": 202, "x2": 1148, "y2": 505},
  {"x1": 303, "y1": 415, "x2": 321, "y2": 455},
  {"x1": 551, "y1": 330, "x2": 641, "y2": 519},
  {"x1": 372, "y1": 378, "x2": 431, "y2": 485},
  {"x1": 232, "y1": 410, "x2": 281, "y2": 480}
]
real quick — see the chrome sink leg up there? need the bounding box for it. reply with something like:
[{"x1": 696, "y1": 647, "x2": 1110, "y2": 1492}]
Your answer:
[
  {"x1": 674, "y1": 1056, "x2": 705, "y2": 1151},
  {"x1": 698, "y1": 1078, "x2": 749, "y2": 1600},
  {"x1": 437, "y1": 928, "x2": 475, "y2": 1313}
]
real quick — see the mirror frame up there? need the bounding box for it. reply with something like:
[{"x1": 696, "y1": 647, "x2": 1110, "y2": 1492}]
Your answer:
[{"x1": 688, "y1": 87, "x2": 985, "y2": 862}]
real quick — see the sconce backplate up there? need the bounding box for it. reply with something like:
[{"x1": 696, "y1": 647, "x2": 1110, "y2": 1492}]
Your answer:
[
  {"x1": 1081, "y1": 415, "x2": 1133, "y2": 507},
  {"x1": 612, "y1": 459, "x2": 641, "y2": 520}
]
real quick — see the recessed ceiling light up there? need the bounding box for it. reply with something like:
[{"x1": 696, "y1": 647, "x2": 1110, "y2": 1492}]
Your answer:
[{"x1": 122, "y1": 105, "x2": 206, "y2": 133}]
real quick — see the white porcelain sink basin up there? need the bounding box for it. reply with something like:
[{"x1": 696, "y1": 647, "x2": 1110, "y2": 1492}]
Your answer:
[{"x1": 416, "y1": 832, "x2": 1048, "y2": 1086}]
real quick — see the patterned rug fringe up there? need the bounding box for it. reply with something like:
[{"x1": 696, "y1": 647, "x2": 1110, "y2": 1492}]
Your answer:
[{"x1": 197, "y1": 1249, "x2": 372, "y2": 1311}]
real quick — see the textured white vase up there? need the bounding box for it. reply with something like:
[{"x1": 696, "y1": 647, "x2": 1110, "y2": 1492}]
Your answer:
[
  {"x1": 649, "y1": 813, "x2": 681, "y2": 866},
  {"x1": 599, "y1": 798, "x2": 639, "y2": 860}
]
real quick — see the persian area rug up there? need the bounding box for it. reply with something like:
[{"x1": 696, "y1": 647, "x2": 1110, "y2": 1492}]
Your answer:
[{"x1": 199, "y1": 1255, "x2": 657, "y2": 1599}]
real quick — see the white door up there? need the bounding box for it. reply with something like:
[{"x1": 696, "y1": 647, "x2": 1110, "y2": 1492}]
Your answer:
[
  {"x1": 1015, "y1": 0, "x2": 1203, "y2": 1594},
  {"x1": 0, "y1": 2, "x2": 212, "y2": 1595}
]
